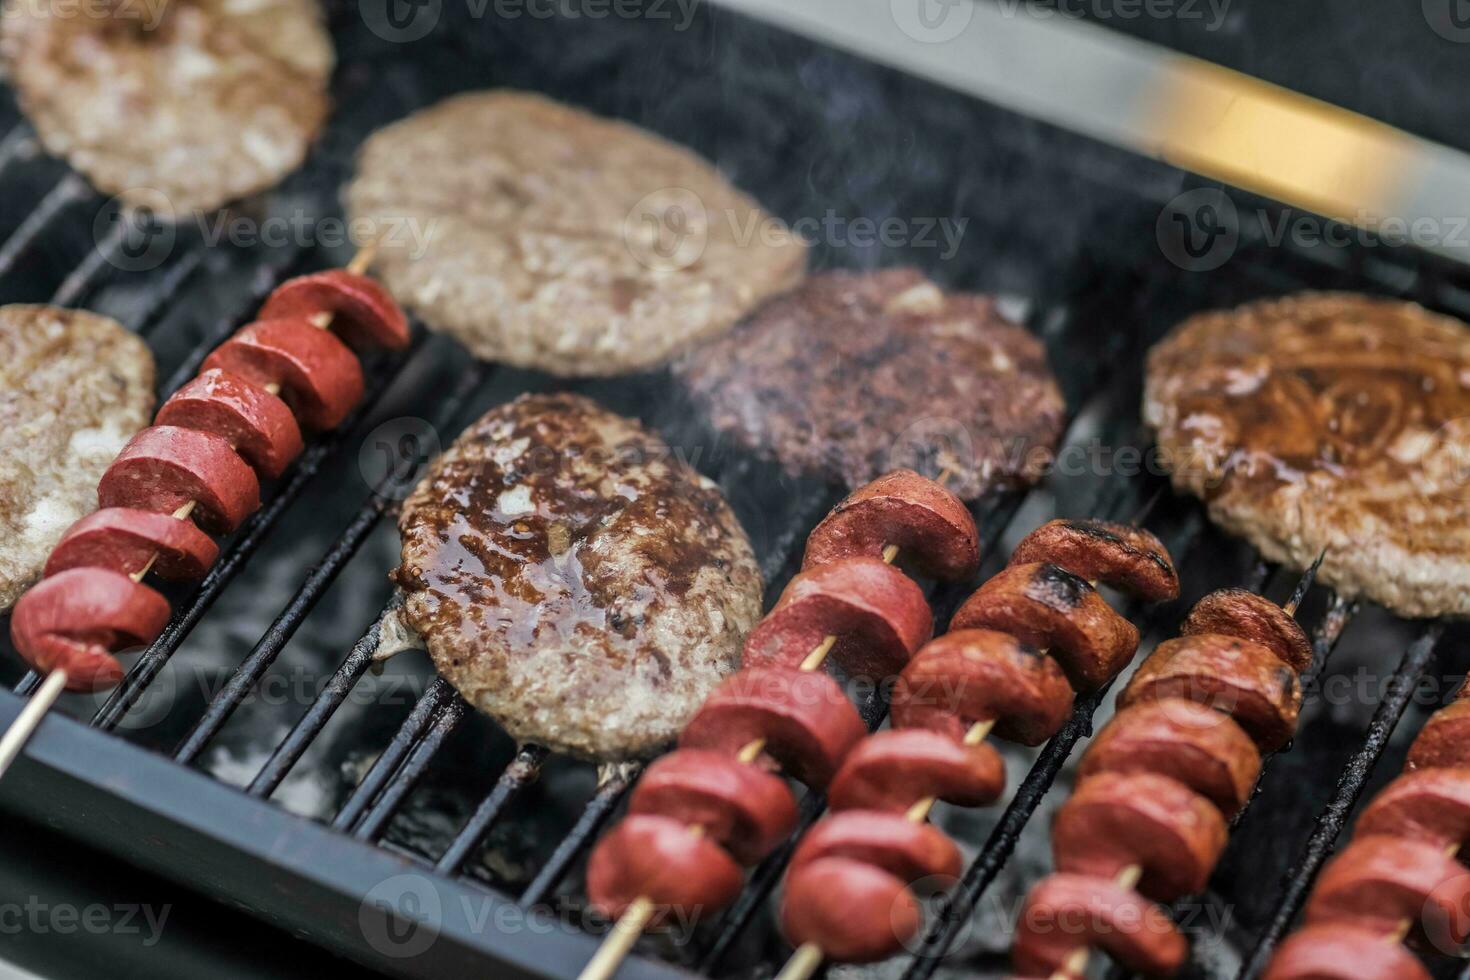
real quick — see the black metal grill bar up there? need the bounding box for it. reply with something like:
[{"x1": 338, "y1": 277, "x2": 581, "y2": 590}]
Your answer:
[
  {"x1": 134, "y1": 248, "x2": 206, "y2": 336},
  {"x1": 0, "y1": 122, "x2": 34, "y2": 174},
  {"x1": 0, "y1": 172, "x2": 88, "y2": 280},
  {"x1": 1236, "y1": 622, "x2": 1445, "y2": 979},
  {"x1": 436, "y1": 745, "x2": 551, "y2": 876},
  {"x1": 351, "y1": 695, "x2": 470, "y2": 841},
  {"x1": 331, "y1": 677, "x2": 455, "y2": 832},
  {"x1": 48, "y1": 216, "x2": 128, "y2": 309},
  {"x1": 518, "y1": 770, "x2": 640, "y2": 909},
  {"x1": 91, "y1": 336, "x2": 419, "y2": 731},
  {"x1": 172, "y1": 498, "x2": 392, "y2": 764}
]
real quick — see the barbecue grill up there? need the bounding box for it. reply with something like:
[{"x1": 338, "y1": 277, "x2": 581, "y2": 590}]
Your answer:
[{"x1": 2, "y1": 2, "x2": 1469, "y2": 978}]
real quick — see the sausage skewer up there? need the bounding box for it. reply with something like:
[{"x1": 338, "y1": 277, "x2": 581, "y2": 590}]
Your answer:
[
  {"x1": 579, "y1": 479, "x2": 951, "y2": 980},
  {"x1": 773, "y1": 518, "x2": 1178, "y2": 980},
  {"x1": 0, "y1": 246, "x2": 395, "y2": 780}
]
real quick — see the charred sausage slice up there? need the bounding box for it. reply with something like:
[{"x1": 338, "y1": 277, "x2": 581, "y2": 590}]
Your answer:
[
  {"x1": 585, "y1": 814, "x2": 743, "y2": 925},
  {"x1": 1262, "y1": 924, "x2": 1430, "y2": 980},
  {"x1": 1013, "y1": 873, "x2": 1188, "y2": 978},
  {"x1": 202, "y1": 318, "x2": 364, "y2": 431},
  {"x1": 828, "y1": 728, "x2": 1005, "y2": 812},
  {"x1": 1356, "y1": 768, "x2": 1470, "y2": 855},
  {"x1": 1304, "y1": 834, "x2": 1470, "y2": 951},
  {"x1": 1407, "y1": 700, "x2": 1470, "y2": 771},
  {"x1": 156, "y1": 369, "x2": 304, "y2": 480},
  {"x1": 780, "y1": 857, "x2": 922, "y2": 963},
  {"x1": 788, "y1": 810, "x2": 962, "y2": 891},
  {"x1": 98, "y1": 426, "x2": 260, "y2": 534},
  {"x1": 258, "y1": 270, "x2": 411, "y2": 352},
  {"x1": 1009, "y1": 519, "x2": 1178, "y2": 602},
  {"x1": 9, "y1": 568, "x2": 170, "y2": 690},
  {"x1": 629, "y1": 748, "x2": 798, "y2": 865},
  {"x1": 45, "y1": 507, "x2": 219, "y2": 582},
  {"x1": 1181, "y1": 588, "x2": 1312, "y2": 672}
]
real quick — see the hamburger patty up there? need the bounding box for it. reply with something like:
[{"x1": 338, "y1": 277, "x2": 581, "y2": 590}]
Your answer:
[
  {"x1": 1145, "y1": 291, "x2": 1470, "y2": 618},
  {"x1": 0, "y1": 305, "x2": 154, "y2": 609},
  {"x1": 676, "y1": 268, "x2": 1066, "y2": 501},
  {"x1": 345, "y1": 91, "x2": 807, "y2": 376},
  {"x1": 2, "y1": 0, "x2": 333, "y2": 214},
  {"x1": 391, "y1": 393, "x2": 764, "y2": 760}
]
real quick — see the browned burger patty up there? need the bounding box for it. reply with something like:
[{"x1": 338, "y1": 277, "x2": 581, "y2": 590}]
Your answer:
[
  {"x1": 2, "y1": 0, "x2": 333, "y2": 214},
  {"x1": 1144, "y1": 291, "x2": 1470, "y2": 618},
  {"x1": 391, "y1": 393, "x2": 764, "y2": 760},
  {"x1": 676, "y1": 268, "x2": 1065, "y2": 501},
  {"x1": 0, "y1": 305, "x2": 154, "y2": 609}
]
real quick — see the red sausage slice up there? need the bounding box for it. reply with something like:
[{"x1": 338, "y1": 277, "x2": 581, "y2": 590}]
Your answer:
[
  {"x1": 156, "y1": 369, "x2": 304, "y2": 479},
  {"x1": 628, "y1": 748, "x2": 798, "y2": 865},
  {"x1": 1182, "y1": 588, "x2": 1312, "y2": 672},
  {"x1": 828, "y1": 728, "x2": 1005, "y2": 812},
  {"x1": 97, "y1": 426, "x2": 260, "y2": 534},
  {"x1": 45, "y1": 508, "x2": 219, "y2": 581},
  {"x1": 780, "y1": 857, "x2": 922, "y2": 964},
  {"x1": 890, "y1": 629, "x2": 1075, "y2": 746},
  {"x1": 1262, "y1": 924, "x2": 1430, "y2": 980},
  {"x1": 1304, "y1": 834, "x2": 1470, "y2": 951},
  {"x1": 743, "y1": 558, "x2": 933, "y2": 680},
  {"x1": 1079, "y1": 699, "x2": 1261, "y2": 817},
  {"x1": 1009, "y1": 519, "x2": 1179, "y2": 602},
  {"x1": 789, "y1": 810, "x2": 962, "y2": 892},
  {"x1": 1052, "y1": 771, "x2": 1228, "y2": 902},
  {"x1": 9, "y1": 568, "x2": 170, "y2": 691},
  {"x1": 1356, "y1": 768, "x2": 1470, "y2": 854},
  {"x1": 585, "y1": 814, "x2": 743, "y2": 926},
  {"x1": 679, "y1": 667, "x2": 866, "y2": 788},
  {"x1": 202, "y1": 318, "x2": 364, "y2": 431},
  {"x1": 258, "y1": 269, "x2": 411, "y2": 352},
  {"x1": 1118, "y1": 633, "x2": 1302, "y2": 753},
  {"x1": 802, "y1": 469, "x2": 980, "y2": 581},
  {"x1": 1407, "y1": 700, "x2": 1470, "y2": 771},
  {"x1": 1013, "y1": 873, "x2": 1188, "y2": 978},
  {"x1": 951, "y1": 562, "x2": 1139, "y2": 690}
]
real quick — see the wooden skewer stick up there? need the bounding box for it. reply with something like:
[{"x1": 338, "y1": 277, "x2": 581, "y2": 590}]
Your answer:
[
  {"x1": 0, "y1": 244, "x2": 378, "y2": 782},
  {"x1": 580, "y1": 472, "x2": 953, "y2": 980}
]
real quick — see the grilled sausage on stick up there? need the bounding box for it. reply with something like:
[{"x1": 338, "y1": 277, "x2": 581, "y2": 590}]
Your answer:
[
  {"x1": 773, "y1": 518, "x2": 1177, "y2": 977},
  {"x1": 0, "y1": 249, "x2": 408, "y2": 780},
  {"x1": 576, "y1": 469, "x2": 979, "y2": 980},
  {"x1": 1013, "y1": 580, "x2": 1313, "y2": 979}
]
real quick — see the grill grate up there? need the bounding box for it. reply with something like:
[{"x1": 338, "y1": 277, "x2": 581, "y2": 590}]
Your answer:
[{"x1": 0, "y1": 7, "x2": 1467, "y2": 980}]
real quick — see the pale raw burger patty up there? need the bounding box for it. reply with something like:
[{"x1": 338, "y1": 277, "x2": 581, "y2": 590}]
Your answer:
[
  {"x1": 677, "y1": 268, "x2": 1066, "y2": 501},
  {"x1": 345, "y1": 90, "x2": 807, "y2": 376},
  {"x1": 391, "y1": 392, "x2": 763, "y2": 760},
  {"x1": 1, "y1": 0, "x2": 333, "y2": 214},
  {"x1": 0, "y1": 305, "x2": 154, "y2": 609},
  {"x1": 1145, "y1": 291, "x2": 1470, "y2": 618}
]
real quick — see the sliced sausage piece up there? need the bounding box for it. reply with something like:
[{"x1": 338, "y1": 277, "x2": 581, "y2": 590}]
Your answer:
[
  {"x1": 156, "y1": 369, "x2": 304, "y2": 479},
  {"x1": 679, "y1": 666, "x2": 867, "y2": 788},
  {"x1": 1118, "y1": 633, "x2": 1302, "y2": 753},
  {"x1": 802, "y1": 469, "x2": 980, "y2": 581},
  {"x1": 1052, "y1": 771, "x2": 1228, "y2": 902},
  {"x1": 1009, "y1": 519, "x2": 1178, "y2": 602},
  {"x1": 743, "y1": 558, "x2": 933, "y2": 680},
  {"x1": 9, "y1": 568, "x2": 170, "y2": 691},
  {"x1": 1304, "y1": 834, "x2": 1470, "y2": 951},
  {"x1": 1182, "y1": 588, "x2": 1312, "y2": 673},
  {"x1": 1407, "y1": 700, "x2": 1470, "y2": 771},
  {"x1": 828, "y1": 729, "x2": 1005, "y2": 812},
  {"x1": 628, "y1": 748, "x2": 798, "y2": 865},
  {"x1": 780, "y1": 857, "x2": 922, "y2": 963},
  {"x1": 789, "y1": 810, "x2": 962, "y2": 892},
  {"x1": 1078, "y1": 699, "x2": 1261, "y2": 817},
  {"x1": 1013, "y1": 872, "x2": 1188, "y2": 978},
  {"x1": 97, "y1": 426, "x2": 260, "y2": 534},
  {"x1": 258, "y1": 269, "x2": 411, "y2": 352},
  {"x1": 951, "y1": 562, "x2": 1139, "y2": 690},
  {"x1": 1262, "y1": 923, "x2": 1430, "y2": 980},
  {"x1": 44, "y1": 508, "x2": 219, "y2": 582},
  {"x1": 890, "y1": 628, "x2": 1074, "y2": 746},
  {"x1": 202, "y1": 318, "x2": 364, "y2": 431},
  {"x1": 1356, "y1": 768, "x2": 1470, "y2": 854},
  {"x1": 585, "y1": 814, "x2": 743, "y2": 925}
]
